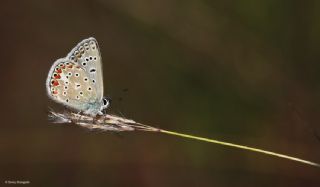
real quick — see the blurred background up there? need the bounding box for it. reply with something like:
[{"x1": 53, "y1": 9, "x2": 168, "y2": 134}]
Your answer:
[{"x1": 1, "y1": 0, "x2": 320, "y2": 186}]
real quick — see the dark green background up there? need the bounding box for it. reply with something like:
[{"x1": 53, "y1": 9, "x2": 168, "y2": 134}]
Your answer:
[{"x1": 1, "y1": 0, "x2": 320, "y2": 186}]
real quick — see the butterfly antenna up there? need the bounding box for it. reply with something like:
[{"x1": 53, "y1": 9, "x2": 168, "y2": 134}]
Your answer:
[
  {"x1": 117, "y1": 110, "x2": 126, "y2": 118},
  {"x1": 289, "y1": 102, "x2": 320, "y2": 143},
  {"x1": 313, "y1": 130, "x2": 320, "y2": 143}
]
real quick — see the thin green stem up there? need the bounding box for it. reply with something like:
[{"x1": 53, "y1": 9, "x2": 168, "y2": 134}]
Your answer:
[{"x1": 159, "y1": 129, "x2": 320, "y2": 168}]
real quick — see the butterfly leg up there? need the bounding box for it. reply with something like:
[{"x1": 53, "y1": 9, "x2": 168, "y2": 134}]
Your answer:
[{"x1": 93, "y1": 114, "x2": 105, "y2": 123}]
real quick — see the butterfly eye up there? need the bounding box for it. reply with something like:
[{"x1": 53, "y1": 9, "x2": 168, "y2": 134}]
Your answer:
[
  {"x1": 89, "y1": 56, "x2": 93, "y2": 60},
  {"x1": 84, "y1": 77, "x2": 88, "y2": 82},
  {"x1": 59, "y1": 64, "x2": 64, "y2": 67},
  {"x1": 70, "y1": 56, "x2": 75, "y2": 60},
  {"x1": 75, "y1": 73, "x2": 79, "y2": 77},
  {"x1": 82, "y1": 62, "x2": 87, "y2": 66},
  {"x1": 103, "y1": 99, "x2": 109, "y2": 106},
  {"x1": 88, "y1": 87, "x2": 92, "y2": 91},
  {"x1": 85, "y1": 57, "x2": 89, "y2": 62},
  {"x1": 79, "y1": 46, "x2": 84, "y2": 52},
  {"x1": 90, "y1": 69, "x2": 96, "y2": 73},
  {"x1": 102, "y1": 98, "x2": 111, "y2": 110},
  {"x1": 93, "y1": 57, "x2": 97, "y2": 61}
]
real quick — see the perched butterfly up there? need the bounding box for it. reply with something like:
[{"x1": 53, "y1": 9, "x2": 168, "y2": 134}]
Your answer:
[
  {"x1": 46, "y1": 37, "x2": 110, "y2": 116},
  {"x1": 46, "y1": 39, "x2": 320, "y2": 169}
]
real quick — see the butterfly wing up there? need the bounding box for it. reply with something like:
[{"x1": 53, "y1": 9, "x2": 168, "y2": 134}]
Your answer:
[
  {"x1": 46, "y1": 37, "x2": 104, "y2": 112},
  {"x1": 67, "y1": 37, "x2": 104, "y2": 102}
]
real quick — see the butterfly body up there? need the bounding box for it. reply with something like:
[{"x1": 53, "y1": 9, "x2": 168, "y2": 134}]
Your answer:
[{"x1": 46, "y1": 37, "x2": 110, "y2": 116}]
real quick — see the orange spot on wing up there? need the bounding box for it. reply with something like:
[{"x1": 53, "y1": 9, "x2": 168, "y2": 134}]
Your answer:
[
  {"x1": 51, "y1": 80, "x2": 59, "y2": 86},
  {"x1": 54, "y1": 74, "x2": 61, "y2": 79},
  {"x1": 56, "y1": 68, "x2": 62, "y2": 73},
  {"x1": 52, "y1": 90, "x2": 58, "y2": 95}
]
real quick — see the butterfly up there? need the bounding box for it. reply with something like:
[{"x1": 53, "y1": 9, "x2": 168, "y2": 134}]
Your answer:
[{"x1": 46, "y1": 37, "x2": 110, "y2": 116}]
